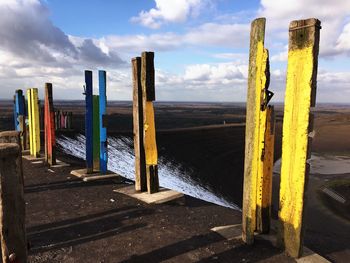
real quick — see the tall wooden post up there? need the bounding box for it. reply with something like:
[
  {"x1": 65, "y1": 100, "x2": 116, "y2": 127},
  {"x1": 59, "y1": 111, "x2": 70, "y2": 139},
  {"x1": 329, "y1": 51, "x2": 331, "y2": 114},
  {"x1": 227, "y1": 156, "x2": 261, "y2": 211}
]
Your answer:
[
  {"x1": 256, "y1": 105, "x2": 275, "y2": 233},
  {"x1": 132, "y1": 57, "x2": 147, "y2": 192},
  {"x1": 0, "y1": 143, "x2": 27, "y2": 263},
  {"x1": 14, "y1": 90, "x2": 26, "y2": 149},
  {"x1": 242, "y1": 18, "x2": 274, "y2": 244},
  {"x1": 141, "y1": 52, "x2": 159, "y2": 194},
  {"x1": 85, "y1": 71, "x2": 93, "y2": 173},
  {"x1": 14, "y1": 90, "x2": 25, "y2": 131},
  {"x1": 93, "y1": 95, "x2": 100, "y2": 171},
  {"x1": 26, "y1": 89, "x2": 33, "y2": 155},
  {"x1": 13, "y1": 95, "x2": 17, "y2": 131},
  {"x1": 99, "y1": 70, "x2": 108, "y2": 174},
  {"x1": 44, "y1": 83, "x2": 56, "y2": 166},
  {"x1": 278, "y1": 18, "x2": 321, "y2": 258},
  {"x1": 0, "y1": 131, "x2": 21, "y2": 146},
  {"x1": 27, "y1": 89, "x2": 40, "y2": 157},
  {"x1": 32, "y1": 88, "x2": 41, "y2": 157},
  {"x1": 68, "y1": 112, "x2": 73, "y2": 130}
]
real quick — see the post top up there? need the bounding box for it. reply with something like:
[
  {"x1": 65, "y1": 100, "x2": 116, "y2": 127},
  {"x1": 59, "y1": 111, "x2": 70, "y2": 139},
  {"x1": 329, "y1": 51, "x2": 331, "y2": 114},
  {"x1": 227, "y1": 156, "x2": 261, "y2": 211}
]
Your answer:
[
  {"x1": 0, "y1": 143, "x2": 19, "y2": 157},
  {"x1": 132, "y1": 57, "x2": 141, "y2": 62},
  {"x1": 0, "y1": 131, "x2": 20, "y2": 138},
  {"x1": 289, "y1": 18, "x2": 321, "y2": 30}
]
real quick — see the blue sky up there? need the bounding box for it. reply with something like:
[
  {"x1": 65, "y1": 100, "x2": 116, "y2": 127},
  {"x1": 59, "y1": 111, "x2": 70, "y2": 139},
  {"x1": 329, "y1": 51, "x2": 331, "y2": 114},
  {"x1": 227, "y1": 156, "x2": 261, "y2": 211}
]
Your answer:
[{"x1": 0, "y1": 0, "x2": 349, "y2": 102}]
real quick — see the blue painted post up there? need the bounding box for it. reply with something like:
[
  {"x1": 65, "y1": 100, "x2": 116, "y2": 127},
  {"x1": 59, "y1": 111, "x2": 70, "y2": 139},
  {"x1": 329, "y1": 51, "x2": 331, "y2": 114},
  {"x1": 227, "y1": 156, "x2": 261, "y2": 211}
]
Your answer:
[
  {"x1": 99, "y1": 70, "x2": 108, "y2": 174},
  {"x1": 14, "y1": 90, "x2": 25, "y2": 131},
  {"x1": 13, "y1": 95, "x2": 17, "y2": 130},
  {"x1": 85, "y1": 70, "x2": 93, "y2": 173}
]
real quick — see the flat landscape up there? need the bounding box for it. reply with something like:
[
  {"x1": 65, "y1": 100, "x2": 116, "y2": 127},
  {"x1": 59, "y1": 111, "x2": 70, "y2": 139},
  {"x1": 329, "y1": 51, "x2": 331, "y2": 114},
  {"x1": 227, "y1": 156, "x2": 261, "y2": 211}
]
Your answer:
[{"x1": 0, "y1": 101, "x2": 349, "y2": 262}]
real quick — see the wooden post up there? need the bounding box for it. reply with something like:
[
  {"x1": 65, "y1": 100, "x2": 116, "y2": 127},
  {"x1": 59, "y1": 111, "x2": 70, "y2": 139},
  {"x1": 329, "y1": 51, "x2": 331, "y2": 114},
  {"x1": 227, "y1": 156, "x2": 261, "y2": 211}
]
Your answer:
[
  {"x1": 242, "y1": 18, "x2": 273, "y2": 244},
  {"x1": 26, "y1": 90, "x2": 33, "y2": 155},
  {"x1": 132, "y1": 57, "x2": 147, "y2": 192},
  {"x1": 278, "y1": 18, "x2": 321, "y2": 258},
  {"x1": 13, "y1": 95, "x2": 17, "y2": 131},
  {"x1": 93, "y1": 95, "x2": 100, "y2": 171},
  {"x1": 0, "y1": 143, "x2": 27, "y2": 263},
  {"x1": 99, "y1": 70, "x2": 108, "y2": 174},
  {"x1": 0, "y1": 131, "x2": 21, "y2": 146},
  {"x1": 85, "y1": 71, "x2": 93, "y2": 173},
  {"x1": 68, "y1": 112, "x2": 73, "y2": 130},
  {"x1": 141, "y1": 52, "x2": 159, "y2": 194},
  {"x1": 27, "y1": 89, "x2": 40, "y2": 157},
  {"x1": 256, "y1": 106, "x2": 275, "y2": 233},
  {"x1": 31, "y1": 88, "x2": 41, "y2": 157},
  {"x1": 14, "y1": 90, "x2": 25, "y2": 132},
  {"x1": 44, "y1": 83, "x2": 56, "y2": 166}
]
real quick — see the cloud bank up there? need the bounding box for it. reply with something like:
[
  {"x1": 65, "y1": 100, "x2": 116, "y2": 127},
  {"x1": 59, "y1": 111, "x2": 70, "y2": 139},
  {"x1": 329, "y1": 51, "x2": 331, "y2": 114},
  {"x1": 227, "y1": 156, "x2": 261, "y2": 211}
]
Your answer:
[{"x1": 0, "y1": 0, "x2": 349, "y2": 103}]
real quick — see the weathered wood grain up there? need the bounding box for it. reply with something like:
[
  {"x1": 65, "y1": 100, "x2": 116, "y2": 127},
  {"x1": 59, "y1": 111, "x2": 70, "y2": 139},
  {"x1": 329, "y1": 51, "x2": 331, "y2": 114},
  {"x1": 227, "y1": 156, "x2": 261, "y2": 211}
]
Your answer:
[
  {"x1": 141, "y1": 52, "x2": 159, "y2": 194},
  {"x1": 242, "y1": 17, "x2": 267, "y2": 244},
  {"x1": 44, "y1": 83, "x2": 56, "y2": 166},
  {"x1": 278, "y1": 18, "x2": 321, "y2": 258},
  {"x1": 93, "y1": 95, "x2": 100, "y2": 171},
  {"x1": 132, "y1": 57, "x2": 147, "y2": 192},
  {"x1": 0, "y1": 143, "x2": 27, "y2": 263},
  {"x1": 256, "y1": 105, "x2": 275, "y2": 233}
]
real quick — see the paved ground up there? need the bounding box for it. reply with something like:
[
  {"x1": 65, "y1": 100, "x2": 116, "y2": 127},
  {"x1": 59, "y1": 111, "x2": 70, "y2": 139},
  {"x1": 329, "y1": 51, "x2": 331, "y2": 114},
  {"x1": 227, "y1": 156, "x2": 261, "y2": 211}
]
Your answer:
[{"x1": 25, "y1": 154, "x2": 293, "y2": 263}]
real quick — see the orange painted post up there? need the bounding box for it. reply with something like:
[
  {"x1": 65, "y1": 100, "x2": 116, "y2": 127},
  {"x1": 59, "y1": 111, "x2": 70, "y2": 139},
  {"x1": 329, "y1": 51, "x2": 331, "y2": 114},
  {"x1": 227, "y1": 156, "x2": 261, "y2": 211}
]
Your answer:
[{"x1": 141, "y1": 52, "x2": 159, "y2": 194}]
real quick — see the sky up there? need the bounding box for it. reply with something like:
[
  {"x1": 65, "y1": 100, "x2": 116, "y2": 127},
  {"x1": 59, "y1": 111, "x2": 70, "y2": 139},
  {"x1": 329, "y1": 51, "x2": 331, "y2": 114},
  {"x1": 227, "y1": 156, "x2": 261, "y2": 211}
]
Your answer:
[{"x1": 0, "y1": 0, "x2": 349, "y2": 102}]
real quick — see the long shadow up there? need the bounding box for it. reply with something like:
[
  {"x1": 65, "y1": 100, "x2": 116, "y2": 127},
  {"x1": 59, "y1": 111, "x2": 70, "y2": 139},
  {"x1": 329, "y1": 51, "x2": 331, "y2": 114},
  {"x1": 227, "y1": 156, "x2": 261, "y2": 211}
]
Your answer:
[
  {"x1": 27, "y1": 206, "x2": 137, "y2": 232},
  {"x1": 24, "y1": 178, "x2": 126, "y2": 194},
  {"x1": 121, "y1": 232, "x2": 225, "y2": 263},
  {"x1": 197, "y1": 239, "x2": 293, "y2": 263},
  {"x1": 28, "y1": 207, "x2": 153, "y2": 253},
  {"x1": 122, "y1": 233, "x2": 288, "y2": 263}
]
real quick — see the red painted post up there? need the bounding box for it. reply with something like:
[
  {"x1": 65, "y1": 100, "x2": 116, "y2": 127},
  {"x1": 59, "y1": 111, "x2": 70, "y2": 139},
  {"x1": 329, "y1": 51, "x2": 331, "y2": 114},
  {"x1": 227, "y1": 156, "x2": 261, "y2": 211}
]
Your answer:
[{"x1": 44, "y1": 83, "x2": 56, "y2": 166}]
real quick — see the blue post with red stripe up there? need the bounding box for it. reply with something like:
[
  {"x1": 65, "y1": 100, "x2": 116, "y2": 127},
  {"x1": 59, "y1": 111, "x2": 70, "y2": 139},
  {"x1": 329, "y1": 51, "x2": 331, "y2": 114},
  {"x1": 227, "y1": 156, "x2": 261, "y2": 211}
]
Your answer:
[{"x1": 99, "y1": 70, "x2": 108, "y2": 174}]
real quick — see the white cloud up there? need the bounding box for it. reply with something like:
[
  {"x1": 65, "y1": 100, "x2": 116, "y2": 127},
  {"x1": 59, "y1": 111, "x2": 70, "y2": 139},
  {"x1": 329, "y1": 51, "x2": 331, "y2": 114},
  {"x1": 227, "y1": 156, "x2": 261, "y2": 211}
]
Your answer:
[
  {"x1": 1, "y1": 0, "x2": 349, "y2": 103},
  {"x1": 259, "y1": 0, "x2": 350, "y2": 57},
  {"x1": 101, "y1": 22, "x2": 250, "y2": 57},
  {"x1": 155, "y1": 65, "x2": 248, "y2": 101},
  {"x1": 0, "y1": 0, "x2": 126, "y2": 99},
  {"x1": 335, "y1": 22, "x2": 350, "y2": 56},
  {"x1": 184, "y1": 63, "x2": 247, "y2": 84},
  {"x1": 131, "y1": 0, "x2": 205, "y2": 29},
  {"x1": 184, "y1": 23, "x2": 249, "y2": 47}
]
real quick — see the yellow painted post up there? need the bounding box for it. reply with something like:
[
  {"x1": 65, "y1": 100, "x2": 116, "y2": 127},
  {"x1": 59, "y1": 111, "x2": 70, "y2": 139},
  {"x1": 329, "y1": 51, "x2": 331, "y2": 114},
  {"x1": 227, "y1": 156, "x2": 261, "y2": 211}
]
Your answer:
[
  {"x1": 278, "y1": 18, "x2": 321, "y2": 258},
  {"x1": 242, "y1": 17, "x2": 274, "y2": 244},
  {"x1": 29, "y1": 88, "x2": 40, "y2": 157},
  {"x1": 141, "y1": 51, "x2": 159, "y2": 194},
  {"x1": 26, "y1": 89, "x2": 33, "y2": 156},
  {"x1": 256, "y1": 106, "x2": 275, "y2": 233}
]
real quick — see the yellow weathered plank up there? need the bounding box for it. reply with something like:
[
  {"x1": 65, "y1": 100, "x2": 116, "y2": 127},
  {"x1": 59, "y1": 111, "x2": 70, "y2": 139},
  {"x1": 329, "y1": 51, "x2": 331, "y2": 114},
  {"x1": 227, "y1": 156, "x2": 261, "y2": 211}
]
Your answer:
[
  {"x1": 26, "y1": 89, "x2": 33, "y2": 156},
  {"x1": 144, "y1": 101, "x2": 157, "y2": 165},
  {"x1": 278, "y1": 18, "x2": 321, "y2": 258},
  {"x1": 242, "y1": 17, "x2": 268, "y2": 244},
  {"x1": 255, "y1": 46, "x2": 269, "y2": 229},
  {"x1": 141, "y1": 51, "x2": 159, "y2": 193},
  {"x1": 257, "y1": 106, "x2": 275, "y2": 233},
  {"x1": 31, "y1": 88, "x2": 41, "y2": 157}
]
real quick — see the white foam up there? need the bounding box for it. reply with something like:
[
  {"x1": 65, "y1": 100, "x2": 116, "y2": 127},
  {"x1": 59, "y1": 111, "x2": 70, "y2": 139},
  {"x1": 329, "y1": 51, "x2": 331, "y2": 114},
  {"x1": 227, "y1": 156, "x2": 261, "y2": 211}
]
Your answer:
[{"x1": 57, "y1": 134, "x2": 240, "y2": 210}]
